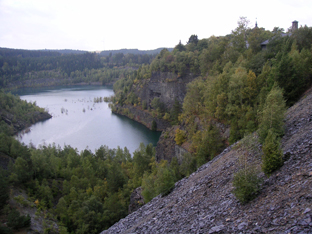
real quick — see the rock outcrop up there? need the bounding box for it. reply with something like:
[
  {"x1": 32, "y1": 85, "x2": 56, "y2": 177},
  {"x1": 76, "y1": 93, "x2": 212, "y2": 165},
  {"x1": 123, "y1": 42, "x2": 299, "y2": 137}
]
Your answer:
[
  {"x1": 137, "y1": 72, "x2": 196, "y2": 110},
  {"x1": 101, "y1": 88, "x2": 312, "y2": 233},
  {"x1": 155, "y1": 126, "x2": 178, "y2": 162},
  {"x1": 112, "y1": 72, "x2": 197, "y2": 131},
  {"x1": 112, "y1": 105, "x2": 171, "y2": 131},
  {"x1": 128, "y1": 187, "x2": 145, "y2": 214},
  {"x1": 155, "y1": 120, "x2": 230, "y2": 163},
  {"x1": 0, "y1": 111, "x2": 52, "y2": 134}
]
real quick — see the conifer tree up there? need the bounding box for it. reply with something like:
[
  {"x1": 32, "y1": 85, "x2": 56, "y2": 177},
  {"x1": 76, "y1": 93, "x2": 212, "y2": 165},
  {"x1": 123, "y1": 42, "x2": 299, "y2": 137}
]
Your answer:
[
  {"x1": 258, "y1": 84, "x2": 286, "y2": 143},
  {"x1": 262, "y1": 129, "x2": 284, "y2": 176}
]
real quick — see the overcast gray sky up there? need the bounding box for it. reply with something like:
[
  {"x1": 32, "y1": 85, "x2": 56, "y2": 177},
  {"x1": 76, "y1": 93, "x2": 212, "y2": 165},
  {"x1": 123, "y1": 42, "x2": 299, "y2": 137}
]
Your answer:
[{"x1": 1, "y1": 0, "x2": 312, "y2": 51}]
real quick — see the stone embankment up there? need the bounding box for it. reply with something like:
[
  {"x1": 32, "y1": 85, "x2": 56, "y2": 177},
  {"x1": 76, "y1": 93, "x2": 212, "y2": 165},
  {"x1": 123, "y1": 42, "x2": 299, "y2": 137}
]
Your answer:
[
  {"x1": 101, "y1": 88, "x2": 312, "y2": 233},
  {"x1": 112, "y1": 105, "x2": 170, "y2": 131}
]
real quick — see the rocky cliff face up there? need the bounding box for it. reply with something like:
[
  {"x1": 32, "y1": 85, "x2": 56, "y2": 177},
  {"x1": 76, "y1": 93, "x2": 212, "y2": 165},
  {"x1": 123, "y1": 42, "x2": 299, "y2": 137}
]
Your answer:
[
  {"x1": 155, "y1": 126, "x2": 178, "y2": 162},
  {"x1": 113, "y1": 72, "x2": 197, "y2": 131},
  {"x1": 155, "y1": 119, "x2": 230, "y2": 163},
  {"x1": 128, "y1": 187, "x2": 144, "y2": 214},
  {"x1": 137, "y1": 72, "x2": 196, "y2": 110},
  {"x1": 101, "y1": 87, "x2": 312, "y2": 234},
  {"x1": 155, "y1": 126, "x2": 189, "y2": 163},
  {"x1": 112, "y1": 104, "x2": 171, "y2": 131}
]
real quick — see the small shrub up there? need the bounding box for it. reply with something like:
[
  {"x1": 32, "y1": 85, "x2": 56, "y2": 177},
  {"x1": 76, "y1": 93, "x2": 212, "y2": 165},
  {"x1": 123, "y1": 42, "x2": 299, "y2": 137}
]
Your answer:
[{"x1": 232, "y1": 168, "x2": 262, "y2": 204}]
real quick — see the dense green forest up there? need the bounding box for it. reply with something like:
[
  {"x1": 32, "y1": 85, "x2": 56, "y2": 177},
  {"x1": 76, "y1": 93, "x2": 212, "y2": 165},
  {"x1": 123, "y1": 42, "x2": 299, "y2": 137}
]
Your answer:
[
  {"x1": 1, "y1": 17, "x2": 312, "y2": 233},
  {"x1": 0, "y1": 48, "x2": 158, "y2": 89},
  {"x1": 0, "y1": 91, "x2": 181, "y2": 233}
]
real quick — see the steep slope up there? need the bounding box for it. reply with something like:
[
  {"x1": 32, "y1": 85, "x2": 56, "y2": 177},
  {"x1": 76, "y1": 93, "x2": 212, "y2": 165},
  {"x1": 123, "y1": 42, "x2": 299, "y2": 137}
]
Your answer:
[
  {"x1": 101, "y1": 88, "x2": 312, "y2": 233},
  {"x1": 136, "y1": 72, "x2": 196, "y2": 110},
  {"x1": 112, "y1": 71, "x2": 197, "y2": 131}
]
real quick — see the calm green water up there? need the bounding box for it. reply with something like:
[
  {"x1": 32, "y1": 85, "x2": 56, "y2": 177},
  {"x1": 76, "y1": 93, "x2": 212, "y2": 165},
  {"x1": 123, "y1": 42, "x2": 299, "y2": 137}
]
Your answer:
[{"x1": 15, "y1": 86, "x2": 161, "y2": 154}]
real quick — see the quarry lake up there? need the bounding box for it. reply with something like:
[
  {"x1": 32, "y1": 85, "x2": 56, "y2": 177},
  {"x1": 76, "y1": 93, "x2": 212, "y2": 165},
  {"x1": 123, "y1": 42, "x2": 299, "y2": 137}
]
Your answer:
[{"x1": 15, "y1": 86, "x2": 161, "y2": 154}]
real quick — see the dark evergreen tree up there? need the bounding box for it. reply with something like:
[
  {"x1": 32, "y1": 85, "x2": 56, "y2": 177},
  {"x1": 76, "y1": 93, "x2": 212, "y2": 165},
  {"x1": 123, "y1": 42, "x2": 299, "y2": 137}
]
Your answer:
[
  {"x1": 187, "y1": 35, "x2": 199, "y2": 45},
  {"x1": 174, "y1": 40, "x2": 186, "y2": 52},
  {"x1": 273, "y1": 53, "x2": 304, "y2": 105},
  {"x1": 7, "y1": 209, "x2": 31, "y2": 230}
]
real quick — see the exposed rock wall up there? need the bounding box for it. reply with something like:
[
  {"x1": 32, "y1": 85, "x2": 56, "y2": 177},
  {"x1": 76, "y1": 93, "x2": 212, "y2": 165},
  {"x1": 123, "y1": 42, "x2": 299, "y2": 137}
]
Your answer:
[
  {"x1": 137, "y1": 72, "x2": 197, "y2": 110},
  {"x1": 174, "y1": 145, "x2": 188, "y2": 164},
  {"x1": 114, "y1": 71, "x2": 197, "y2": 131},
  {"x1": 112, "y1": 105, "x2": 171, "y2": 131},
  {"x1": 101, "y1": 88, "x2": 312, "y2": 233},
  {"x1": 155, "y1": 126, "x2": 178, "y2": 162},
  {"x1": 155, "y1": 126, "x2": 188, "y2": 164},
  {"x1": 128, "y1": 187, "x2": 144, "y2": 214},
  {"x1": 155, "y1": 120, "x2": 230, "y2": 163}
]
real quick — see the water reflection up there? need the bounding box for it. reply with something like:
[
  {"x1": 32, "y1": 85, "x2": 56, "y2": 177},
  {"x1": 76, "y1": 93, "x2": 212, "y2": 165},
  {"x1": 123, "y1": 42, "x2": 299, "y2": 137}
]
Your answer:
[{"x1": 15, "y1": 86, "x2": 161, "y2": 154}]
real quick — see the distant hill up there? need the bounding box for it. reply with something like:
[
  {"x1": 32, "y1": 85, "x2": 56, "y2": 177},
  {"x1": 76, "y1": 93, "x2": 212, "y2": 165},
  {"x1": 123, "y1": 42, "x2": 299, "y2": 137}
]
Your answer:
[
  {"x1": 0, "y1": 47, "x2": 173, "y2": 58},
  {"x1": 42, "y1": 49, "x2": 87, "y2": 55},
  {"x1": 98, "y1": 48, "x2": 173, "y2": 56},
  {"x1": 0, "y1": 47, "x2": 61, "y2": 58},
  {"x1": 43, "y1": 48, "x2": 174, "y2": 56}
]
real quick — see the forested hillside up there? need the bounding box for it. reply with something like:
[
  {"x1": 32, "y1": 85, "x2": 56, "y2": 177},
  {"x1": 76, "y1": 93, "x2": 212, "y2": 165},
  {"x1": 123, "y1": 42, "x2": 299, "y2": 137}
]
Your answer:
[
  {"x1": 102, "y1": 85, "x2": 312, "y2": 233},
  {"x1": 0, "y1": 90, "x2": 51, "y2": 135},
  {"x1": 100, "y1": 18, "x2": 312, "y2": 233},
  {"x1": 111, "y1": 17, "x2": 312, "y2": 168},
  {"x1": 0, "y1": 48, "x2": 159, "y2": 89}
]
